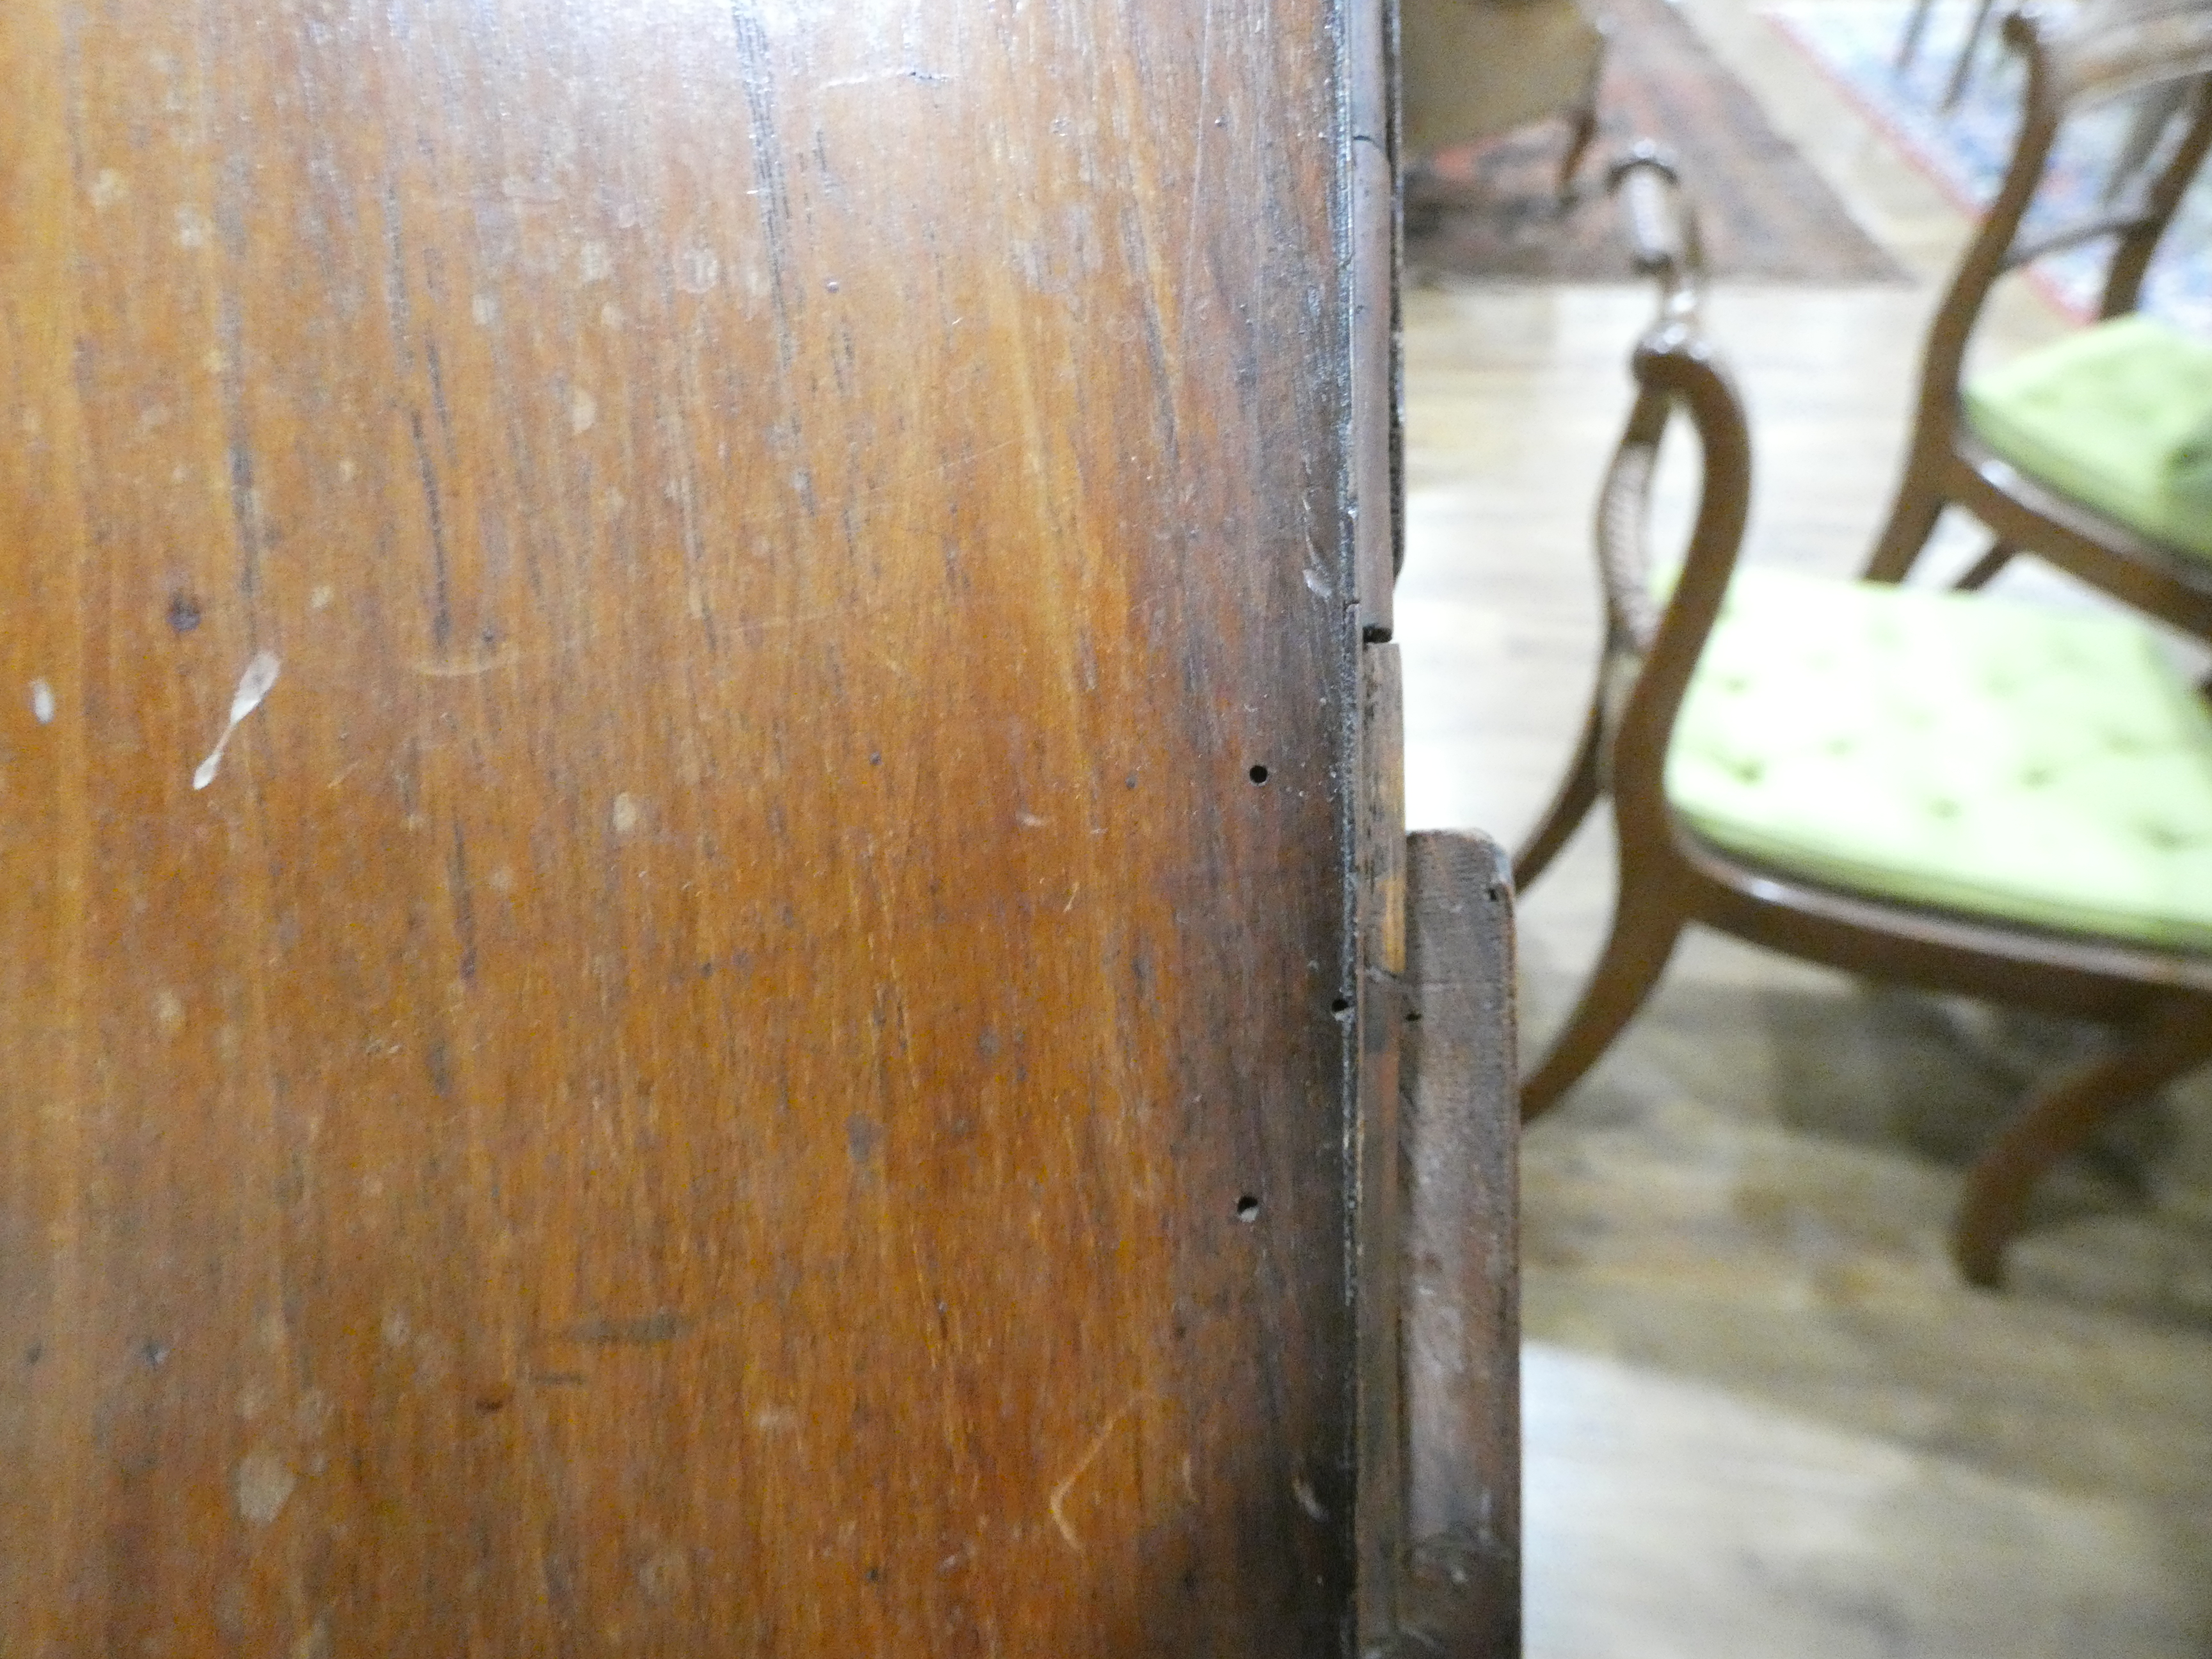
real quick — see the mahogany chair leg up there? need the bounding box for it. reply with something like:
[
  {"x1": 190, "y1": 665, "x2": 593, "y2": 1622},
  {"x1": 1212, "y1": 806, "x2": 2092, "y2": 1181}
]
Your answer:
[
  {"x1": 1952, "y1": 998, "x2": 2212, "y2": 1286},
  {"x1": 1955, "y1": 540, "x2": 2016, "y2": 591},
  {"x1": 1521, "y1": 885, "x2": 1687, "y2": 1121},
  {"x1": 1863, "y1": 470, "x2": 1947, "y2": 584},
  {"x1": 1895, "y1": 0, "x2": 1938, "y2": 68},
  {"x1": 1555, "y1": 97, "x2": 1601, "y2": 209},
  {"x1": 1941, "y1": 0, "x2": 2001, "y2": 108},
  {"x1": 1512, "y1": 698, "x2": 1605, "y2": 892}
]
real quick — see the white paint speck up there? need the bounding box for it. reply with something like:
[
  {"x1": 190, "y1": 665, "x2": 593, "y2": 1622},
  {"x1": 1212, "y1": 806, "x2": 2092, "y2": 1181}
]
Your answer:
[
  {"x1": 234, "y1": 1450, "x2": 295, "y2": 1526},
  {"x1": 579, "y1": 241, "x2": 612, "y2": 284},
  {"x1": 193, "y1": 650, "x2": 281, "y2": 790},
  {"x1": 570, "y1": 390, "x2": 598, "y2": 435},
  {"x1": 470, "y1": 292, "x2": 498, "y2": 326},
  {"x1": 29, "y1": 680, "x2": 55, "y2": 724},
  {"x1": 295, "y1": 1390, "x2": 332, "y2": 1436},
  {"x1": 153, "y1": 988, "x2": 186, "y2": 1033},
  {"x1": 90, "y1": 169, "x2": 128, "y2": 209},
  {"x1": 1303, "y1": 568, "x2": 1334, "y2": 598},
  {"x1": 611, "y1": 793, "x2": 642, "y2": 836},
  {"x1": 174, "y1": 206, "x2": 211, "y2": 250},
  {"x1": 310, "y1": 584, "x2": 335, "y2": 611}
]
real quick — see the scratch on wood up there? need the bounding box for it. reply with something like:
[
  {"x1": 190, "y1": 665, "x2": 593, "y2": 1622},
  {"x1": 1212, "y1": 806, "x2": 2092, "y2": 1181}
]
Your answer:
[
  {"x1": 193, "y1": 650, "x2": 282, "y2": 789},
  {"x1": 559, "y1": 1311, "x2": 690, "y2": 1345},
  {"x1": 819, "y1": 68, "x2": 954, "y2": 88},
  {"x1": 415, "y1": 648, "x2": 520, "y2": 678},
  {"x1": 1047, "y1": 1393, "x2": 1142, "y2": 1553}
]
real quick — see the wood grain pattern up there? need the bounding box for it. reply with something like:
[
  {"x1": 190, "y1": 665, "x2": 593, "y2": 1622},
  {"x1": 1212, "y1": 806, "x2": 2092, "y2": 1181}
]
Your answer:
[
  {"x1": 1352, "y1": 641, "x2": 1406, "y2": 1651},
  {"x1": 1401, "y1": 831, "x2": 1519, "y2": 1659},
  {"x1": 0, "y1": 1, "x2": 1376, "y2": 1651}
]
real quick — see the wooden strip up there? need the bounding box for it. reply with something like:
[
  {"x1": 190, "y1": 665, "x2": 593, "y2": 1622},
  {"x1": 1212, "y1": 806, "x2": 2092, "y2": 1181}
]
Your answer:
[
  {"x1": 1347, "y1": 0, "x2": 1399, "y2": 639},
  {"x1": 1354, "y1": 640, "x2": 1408, "y2": 1648},
  {"x1": 1401, "y1": 831, "x2": 1521, "y2": 1658}
]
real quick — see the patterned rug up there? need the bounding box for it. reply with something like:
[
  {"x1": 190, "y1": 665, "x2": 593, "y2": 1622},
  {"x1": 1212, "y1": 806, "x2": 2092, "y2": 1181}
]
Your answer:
[
  {"x1": 1768, "y1": 0, "x2": 2212, "y2": 332},
  {"x1": 1406, "y1": 0, "x2": 1907, "y2": 284}
]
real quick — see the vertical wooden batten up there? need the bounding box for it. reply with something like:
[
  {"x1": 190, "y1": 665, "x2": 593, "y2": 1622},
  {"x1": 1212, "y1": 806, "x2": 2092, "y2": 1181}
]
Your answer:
[
  {"x1": 1402, "y1": 833, "x2": 1521, "y2": 1658},
  {"x1": 0, "y1": 0, "x2": 1393, "y2": 1652}
]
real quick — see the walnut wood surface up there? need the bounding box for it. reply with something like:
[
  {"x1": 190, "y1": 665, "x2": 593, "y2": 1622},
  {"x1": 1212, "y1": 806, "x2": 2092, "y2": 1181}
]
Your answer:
[
  {"x1": 1354, "y1": 643, "x2": 1407, "y2": 1650},
  {"x1": 1402, "y1": 831, "x2": 1519, "y2": 1659},
  {"x1": 0, "y1": 2, "x2": 1375, "y2": 1651}
]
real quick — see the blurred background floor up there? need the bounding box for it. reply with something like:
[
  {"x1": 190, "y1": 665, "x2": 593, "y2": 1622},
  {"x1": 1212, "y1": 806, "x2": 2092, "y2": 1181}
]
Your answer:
[{"x1": 1394, "y1": 0, "x2": 2212, "y2": 1651}]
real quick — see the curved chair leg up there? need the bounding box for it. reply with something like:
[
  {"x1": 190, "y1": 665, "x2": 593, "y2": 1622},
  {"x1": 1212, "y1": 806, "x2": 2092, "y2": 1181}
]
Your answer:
[
  {"x1": 1952, "y1": 998, "x2": 2212, "y2": 1286},
  {"x1": 1521, "y1": 883, "x2": 1688, "y2": 1122},
  {"x1": 1954, "y1": 540, "x2": 2015, "y2": 591},
  {"x1": 1894, "y1": 0, "x2": 1938, "y2": 68},
  {"x1": 1556, "y1": 103, "x2": 1600, "y2": 209},
  {"x1": 1941, "y1": 0, "x2": 2001, "y2": 109},
  {"x1": 1863, "y1": 464, "x2": 1948, "y2": 585},
  {"x1": 1512, "y1": 698, "x2": 1605, "y2": 892}
]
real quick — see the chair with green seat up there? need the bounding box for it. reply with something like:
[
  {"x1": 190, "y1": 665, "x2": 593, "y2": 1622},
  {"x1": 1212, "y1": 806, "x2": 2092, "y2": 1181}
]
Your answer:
[
  {"x1": 1516, "y1": 156, "x2": 2212, "y2": 1288},
  {"x1": 1864, "y1": 0, "x2": 2212, "y2": 637}
]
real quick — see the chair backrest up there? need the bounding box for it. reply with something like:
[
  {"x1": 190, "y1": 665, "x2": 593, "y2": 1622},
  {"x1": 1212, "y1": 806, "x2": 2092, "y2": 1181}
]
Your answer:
[
  {"x1": 1919, "y1": 1, "x2": 2212, "y2": 409},
  {"x1": 1588, "y1": 158, "x2": 1755, "y2": 836}
]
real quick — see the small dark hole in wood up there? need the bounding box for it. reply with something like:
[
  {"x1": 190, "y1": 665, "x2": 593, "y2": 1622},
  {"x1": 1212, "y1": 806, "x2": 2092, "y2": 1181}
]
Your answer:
[
  {"x1": 1248, "y1": 764, "x2": 1270, "y2": 784},
  {"x1": 1235, "y1": 1194, "x2": 1260, "y2": 1222},
  {"x1": 1405, "y1": 1007, "x2": 1422, "y2": 1022},
  {"x1": 1329, "y1": 996, "x2": 1350, "y2": 1014}
]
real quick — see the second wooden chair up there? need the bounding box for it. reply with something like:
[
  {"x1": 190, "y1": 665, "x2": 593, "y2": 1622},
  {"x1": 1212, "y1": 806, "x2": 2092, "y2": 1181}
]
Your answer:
[{"x1": 1865, "y1": 0, "x2": 2212, "y2": 638}]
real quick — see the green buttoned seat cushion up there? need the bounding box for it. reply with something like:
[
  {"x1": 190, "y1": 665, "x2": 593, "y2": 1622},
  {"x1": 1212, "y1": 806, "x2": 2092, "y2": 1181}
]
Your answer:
[
  {"x1": 1665, "y1": 566, "x2": 2212, "y2": 952},
  {"x1": 1962, "y1": 313, "x2": 2212, "y2": 561}
]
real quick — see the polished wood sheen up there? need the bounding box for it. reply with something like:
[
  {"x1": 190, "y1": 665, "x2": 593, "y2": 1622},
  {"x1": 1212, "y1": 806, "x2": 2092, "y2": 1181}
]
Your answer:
[{"x1": 0, "y1": 1, "x2": 1380, "y2": 1651}]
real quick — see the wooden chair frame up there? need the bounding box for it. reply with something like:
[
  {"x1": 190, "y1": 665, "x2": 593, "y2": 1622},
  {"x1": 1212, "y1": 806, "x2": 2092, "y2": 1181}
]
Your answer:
[
  {"x1": 1898, "y1": 0, "x2": 2009, "y2": 111},
  {"x1": 1864, "y1": 1, "x2": 2212, "y2": 638},
  {"x1": 1517, "y1": 158, "x2": 2212, "y2": 1286}
]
